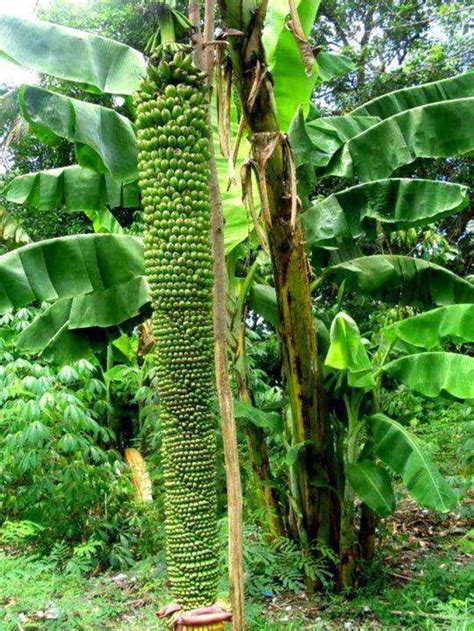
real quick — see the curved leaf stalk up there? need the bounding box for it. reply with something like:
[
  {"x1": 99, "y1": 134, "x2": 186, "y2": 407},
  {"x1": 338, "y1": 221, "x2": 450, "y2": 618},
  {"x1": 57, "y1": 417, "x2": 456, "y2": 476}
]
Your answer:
[
  {"x1": 354, "y1": 389, "x2": 383, "y2": 566},
  {"x1": 218, "y1": 0, "x2": 340, "y2": 571}
]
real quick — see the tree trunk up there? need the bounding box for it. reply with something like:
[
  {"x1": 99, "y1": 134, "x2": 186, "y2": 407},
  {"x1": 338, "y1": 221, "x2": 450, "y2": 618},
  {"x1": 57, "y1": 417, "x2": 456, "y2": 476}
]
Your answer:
[
  {"x1": 218, "y1": 0, "x2": 340, "y2": 563},
  {"x1": 244, "y1": 423, "x2": 285, "y2": 539},
  {"x1": 337, "y1": 482, "x2": 358, "y2": 591},
  {"x1": 359, "y1": 503, "x2": 376, "y2": 562}
]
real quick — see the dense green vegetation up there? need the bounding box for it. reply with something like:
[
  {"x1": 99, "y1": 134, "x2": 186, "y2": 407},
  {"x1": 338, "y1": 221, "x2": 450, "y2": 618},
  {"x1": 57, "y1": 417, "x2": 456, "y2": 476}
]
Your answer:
[{"x1": 0, "y1": 0, "x2": 472, "y2": 629}]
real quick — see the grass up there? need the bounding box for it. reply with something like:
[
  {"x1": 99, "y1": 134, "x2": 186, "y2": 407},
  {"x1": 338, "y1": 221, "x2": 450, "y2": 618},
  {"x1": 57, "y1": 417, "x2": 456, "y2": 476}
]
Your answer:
[
  {"x1": 321, "y1": 553, "x2": 473, "y2": 630},
  {"x1": 1, "y1": 530, "x2": 472, "y2": 630},
  {"x1": 0, "y1": 553, "x2": 167, "y2": 630}
]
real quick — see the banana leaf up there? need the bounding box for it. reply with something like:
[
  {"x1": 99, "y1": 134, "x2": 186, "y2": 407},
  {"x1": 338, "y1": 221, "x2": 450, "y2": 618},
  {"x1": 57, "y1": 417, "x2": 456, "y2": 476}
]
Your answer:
[
  {"x1": 19, "y1": 86, "x2": 138, "y2": 182},
  {"x1": 302, "y1": 179, "x2": 469, "y2": 249},
  {"x1": 84, "y1": 208, "x2": 125, "y2": 234},
  {"x1": 4, "y1": 165, "x2": 139, "y2": 211},
  {"x1": 383, "y1": 304, "x2": 474, "y2": 349},
  {"x1": 15, "y1": 299, "x2": 112, "y2": 363},
  {"x1": 383, "y1": 352, "x2": 474, "y2": 400},
  {"x1": 262, "y1": 0, "x2": 321, "y2": 130},
  {"x1": 0, "y1": 234, "x2": 144, "y2": 314},
  {"x1": 233, "y1": 399, "x2": 282, "y2": 432},
  {"x1": 345, "y1": 460, "x2": 395, "y2": 517},
  {"x1": 325, "y1": 98, "x2": 474, "y2": 181},
  {"x1": 0, "y1": 235, "x2": 149, "y2": 362},
  {"x1": 327, "y1": 255, "x2": 474, "y2": 307},
  {"x1": 299, "y1": 114, "x2": 380, "y2": 169},
  {"x1": 248, "y1": 283, "x2": 280, "y2": 327},
  {"x1": 0, "y1": 15, "x2": 145, "y2": 95},
  {"x1": 290, "y1": 74, "x2": 473, "y2": 173},
  {"x1": 367, "y1": 413, "x2": 457, "y2": 512},
  {"x1": 352, "y1": 71, "x2": 474, "y2": 119},
  {"x1": 316, "y1": 52, "x2": 355, "y2": 83},
  {"x1": 325, "y1": 312, "x2": 375, "y2": 388}
]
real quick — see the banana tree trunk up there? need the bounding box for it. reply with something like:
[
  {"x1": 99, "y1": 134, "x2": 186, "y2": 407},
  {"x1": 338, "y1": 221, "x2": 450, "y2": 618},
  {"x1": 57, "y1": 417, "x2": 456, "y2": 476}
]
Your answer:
[
  {"x1": 338, "y1": 481, "x2": 357, "y2": 590},
  {"x1": 218, "y1": 0, "x2": 340, "y2": 562},
  {"x1": 359, "y1": 503, "x2": 376, "y2": 562}
]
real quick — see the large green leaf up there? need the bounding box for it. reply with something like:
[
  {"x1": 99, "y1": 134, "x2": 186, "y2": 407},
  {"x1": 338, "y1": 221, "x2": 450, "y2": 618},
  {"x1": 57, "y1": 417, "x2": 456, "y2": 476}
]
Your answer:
[
  {"x1": 248, "y1": 284, "x2": 280, "y2": 327},
  {"x1": 233, "y1": 399, "x2": 282, "y2": 432},
  {"x1": 367, "y1": 413, "x2": 457, "y2": 512},
  {"x1": 302, "y1": 179, "x2": 469, "y2": 249},
  {"x1": 325, "y1": 312, "x2": 375, "y2": 388},
  {"x1": 15, "y1": 278, "x2": 149, "y2": 364},
  {"x1": 15, "y1": 275, "x2": 149, "y2": 359},
  {"x1": 0, "y1": 15, "x2": 145, "y2": 95},
  {"x1": 345, "y1": 460, "x2": 395, "y2": 517},
  {"x1": 290, "y1": 73, "x2": 474, "y2": 175},
  {"x1": 383, "y1": 305, "x2": 474, "y2": 349},
  {"x1": 84, "y1": 208, "x2": 124, "y2": 234},
  {"x1": 4, "y1": 165, "x2": 139, "y2": 211},
  {"x1": 262, "y1": 0, "x2": 321, "y2": 130},
  {"x1": 0, "y1": 233, "x2": 144, "y2": 314},
  {"x1": 316, "y1": 52, "x2": 355, "y2": 83},
  {"x1": 383, "y1": 352, "x2": 474, "y2": 400},
  {"x1": 352, "y1": 72, "x2": 474, "y2": 119},
  {"x1": 327, "y1": 255, "x2": 474, "y2": 307},
  {"x1": 15, "y1": 299, "x2": 110, "y2": 363},
  {"x1": 0, "y1": 235, "x2": 149, "y2": 362},
  {"x1": 300, "y1": 114, "x2": 380, "y2": 169},
  {"x1": 19, "y1": 86, "x2": 138, "y2": 182},
  {"x1": 325, "y1": 98, "x2": 474, "y2": 181},
  {"x1": 69, "y1": 276, "x2": 148, "y2": 328}
]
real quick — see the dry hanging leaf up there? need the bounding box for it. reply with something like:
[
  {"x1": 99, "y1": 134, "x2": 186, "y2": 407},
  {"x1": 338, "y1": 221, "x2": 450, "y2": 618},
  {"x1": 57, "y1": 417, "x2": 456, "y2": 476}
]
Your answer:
[
  {"x1": 241, "y1": 161, "x2": 270, "y2": 255},
  {"x1": 286, "y1": 0, "x2": 316, "y2": 77}
]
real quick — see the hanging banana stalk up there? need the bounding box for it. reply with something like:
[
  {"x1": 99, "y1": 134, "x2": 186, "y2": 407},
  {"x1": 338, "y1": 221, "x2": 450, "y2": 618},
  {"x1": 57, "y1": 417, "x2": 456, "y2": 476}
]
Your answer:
[{"x1": 134, "y1": 4, "x2": 220, "y2": 611}]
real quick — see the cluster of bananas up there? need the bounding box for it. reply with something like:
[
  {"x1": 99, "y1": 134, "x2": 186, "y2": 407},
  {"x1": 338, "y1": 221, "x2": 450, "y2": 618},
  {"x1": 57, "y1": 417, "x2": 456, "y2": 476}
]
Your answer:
[{"x1": 134, "y1": 45, "x2": 219, "y2": 608}]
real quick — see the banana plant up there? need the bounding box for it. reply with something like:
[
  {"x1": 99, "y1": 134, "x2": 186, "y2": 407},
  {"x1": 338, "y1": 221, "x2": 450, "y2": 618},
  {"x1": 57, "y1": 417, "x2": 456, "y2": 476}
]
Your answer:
[
  {"x1": 323, "y1": 306, "x2": 474, "y2": 587},
  {"x1": 0, "y1": 6, "x2": 473, "y2": 594}
]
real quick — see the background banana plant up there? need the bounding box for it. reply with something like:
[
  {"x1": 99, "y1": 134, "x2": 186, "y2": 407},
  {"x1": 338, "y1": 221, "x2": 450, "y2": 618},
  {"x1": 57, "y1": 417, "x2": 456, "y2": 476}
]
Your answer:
[
  {"x1": 325, "y1": 307, "x2": 474, "y2": 512},
  {"x1": 323, "y1": 307, "x2": 473, "y2": 587}
]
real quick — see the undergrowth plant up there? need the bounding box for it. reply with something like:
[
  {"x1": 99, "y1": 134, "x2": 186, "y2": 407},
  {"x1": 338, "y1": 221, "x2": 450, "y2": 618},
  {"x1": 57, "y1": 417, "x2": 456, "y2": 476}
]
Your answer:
[{"x1": 0, "y1": 308, "x2": 163, "y2": 570}]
